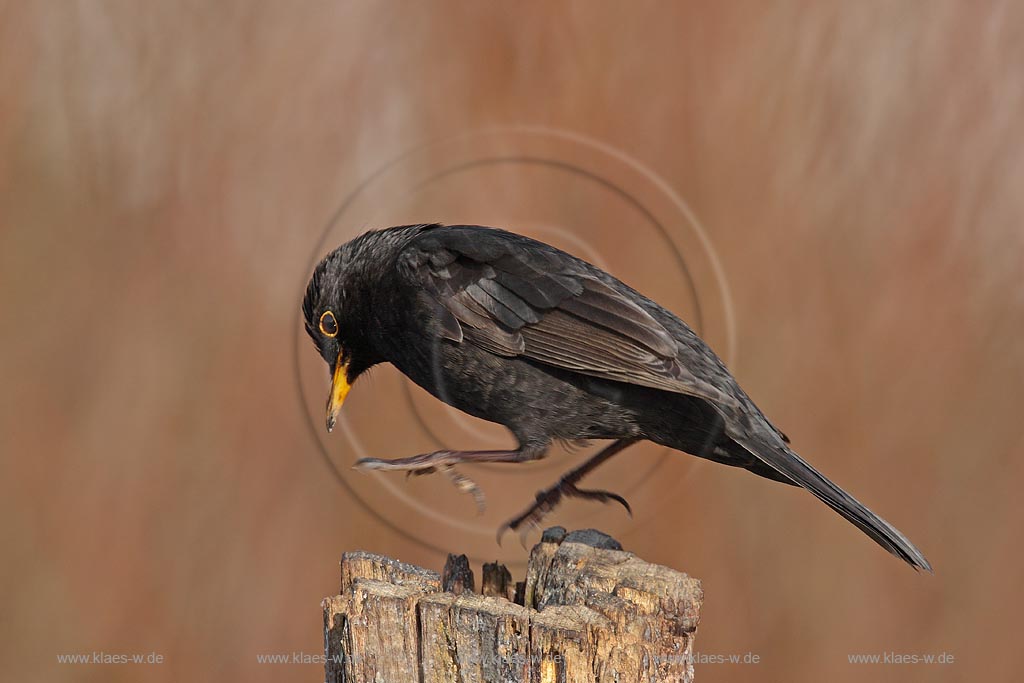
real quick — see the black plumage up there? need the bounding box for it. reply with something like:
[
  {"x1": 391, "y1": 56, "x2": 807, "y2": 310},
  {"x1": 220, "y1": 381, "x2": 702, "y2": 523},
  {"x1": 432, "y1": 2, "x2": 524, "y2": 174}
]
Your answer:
[{"x1": 303, "y1": 223, "x2": 931, "y2": 571}]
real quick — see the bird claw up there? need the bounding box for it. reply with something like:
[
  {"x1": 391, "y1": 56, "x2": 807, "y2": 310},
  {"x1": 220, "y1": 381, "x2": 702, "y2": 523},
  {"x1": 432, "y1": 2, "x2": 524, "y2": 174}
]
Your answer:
[
  {"x1": 497, "y1": 482, "x2": 632, "y2": 543},
  {"x1": 571, "y1": 486, "x2": 633, "y2": 516},
  {"x1": 438, "y1": 465, "x2": 486, "y2": 514},
  {"x1": 406, "y1": 468, "x2": 436, "y2": 479},
  {"x1": 495, "y1": 520, "x2": 533, "y2": 549}
]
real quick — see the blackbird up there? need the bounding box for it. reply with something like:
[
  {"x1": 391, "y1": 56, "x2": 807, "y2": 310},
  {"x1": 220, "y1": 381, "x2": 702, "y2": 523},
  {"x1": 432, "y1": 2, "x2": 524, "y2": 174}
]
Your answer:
[{"x1": 303, "y1": 223, "x2": 931, "y2": 570}]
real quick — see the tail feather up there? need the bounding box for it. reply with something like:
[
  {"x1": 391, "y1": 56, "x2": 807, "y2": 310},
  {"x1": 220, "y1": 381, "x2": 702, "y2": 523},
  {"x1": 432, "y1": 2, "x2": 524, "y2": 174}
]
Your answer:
[{"x1": 736, "y1": 437, "x2": 932, "y2": 572}]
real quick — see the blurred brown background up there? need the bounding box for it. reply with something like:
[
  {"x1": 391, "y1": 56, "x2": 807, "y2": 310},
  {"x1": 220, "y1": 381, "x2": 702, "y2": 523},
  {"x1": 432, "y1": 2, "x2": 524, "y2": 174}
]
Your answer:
[{"x1": 2, "y1": 2, "x2": 1021, "y2": 682}]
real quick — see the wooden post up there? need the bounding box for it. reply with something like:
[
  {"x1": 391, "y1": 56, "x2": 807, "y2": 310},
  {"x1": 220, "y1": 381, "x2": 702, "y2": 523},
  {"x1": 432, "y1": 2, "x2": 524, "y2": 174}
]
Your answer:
[{"x1": 322, "y1": 528, "x2": 703, "y2": 683}]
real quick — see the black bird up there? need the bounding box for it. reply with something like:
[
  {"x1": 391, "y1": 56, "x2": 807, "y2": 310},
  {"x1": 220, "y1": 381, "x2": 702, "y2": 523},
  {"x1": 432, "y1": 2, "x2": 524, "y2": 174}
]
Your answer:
[{"x1": 302, "y1": 223, "x2": 931, "y2": 571}]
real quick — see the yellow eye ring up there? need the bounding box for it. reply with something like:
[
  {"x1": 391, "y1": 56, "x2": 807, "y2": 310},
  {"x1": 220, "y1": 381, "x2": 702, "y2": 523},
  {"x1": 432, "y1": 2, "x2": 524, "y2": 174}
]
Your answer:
[{"x1": 319, "y1": 310, "x2": 338, "y2": 337}]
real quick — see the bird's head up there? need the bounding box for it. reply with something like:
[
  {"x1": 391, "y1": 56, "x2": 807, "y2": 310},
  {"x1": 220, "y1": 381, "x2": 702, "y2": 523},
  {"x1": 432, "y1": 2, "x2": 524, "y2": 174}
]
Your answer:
[{"x1": 302, "y1": 245, "x2": 379, "y2": 432}]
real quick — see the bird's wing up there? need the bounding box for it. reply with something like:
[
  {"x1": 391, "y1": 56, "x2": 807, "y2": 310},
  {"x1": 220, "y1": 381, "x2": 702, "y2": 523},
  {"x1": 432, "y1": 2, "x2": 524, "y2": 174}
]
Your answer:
[{"x1": 397, "y1": 225, "x2": 738, "y2": 407}]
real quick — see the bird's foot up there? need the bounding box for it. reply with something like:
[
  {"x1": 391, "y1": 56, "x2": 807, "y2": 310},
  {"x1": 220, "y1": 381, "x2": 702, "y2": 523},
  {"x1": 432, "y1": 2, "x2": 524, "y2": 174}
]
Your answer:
[
  {"x1": 354, "y1": 453, "x2": 487, "y2": 514},
  {"x1": 497, "y1": 481, "x2": 632, "y2": 546},
  {"x1": 354, "y1": 448, "x2": 528, "y2": 472},
  {"x1": 354, "y1": 451, "x2": 461, "y2": 472}
]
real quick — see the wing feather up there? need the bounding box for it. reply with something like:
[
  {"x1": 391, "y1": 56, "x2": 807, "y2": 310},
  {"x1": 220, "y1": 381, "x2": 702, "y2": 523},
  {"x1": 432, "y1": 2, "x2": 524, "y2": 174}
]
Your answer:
[
  {"x1": 464, "y1": 282, "x2": 522, "y2": 329},
  {"x1": 398, "y1": 225, "x2": 737, "y2": 407},
  {"x1": 476, "y1": 278, "x2": 542, "y2": 324}
]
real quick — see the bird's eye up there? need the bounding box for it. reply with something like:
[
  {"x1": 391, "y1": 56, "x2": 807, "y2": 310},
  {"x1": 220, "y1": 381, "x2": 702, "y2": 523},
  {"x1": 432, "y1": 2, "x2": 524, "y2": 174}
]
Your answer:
[{"x1": 319, "y1": 310, "x2": 338, "y2": 337}]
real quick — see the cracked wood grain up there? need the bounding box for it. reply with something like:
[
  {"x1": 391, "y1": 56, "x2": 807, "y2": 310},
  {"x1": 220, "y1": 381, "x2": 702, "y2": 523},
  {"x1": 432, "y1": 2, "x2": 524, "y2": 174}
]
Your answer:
[{"x1": 322, "y1": 529, "x2": 703, "y2": 683}]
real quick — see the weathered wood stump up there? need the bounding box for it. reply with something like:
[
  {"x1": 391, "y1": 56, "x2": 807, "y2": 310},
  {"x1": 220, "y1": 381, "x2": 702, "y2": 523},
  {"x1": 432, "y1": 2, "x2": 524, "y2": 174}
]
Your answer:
[{"x1": 322, "y1": 528, "x2": 703, "y2": 682}]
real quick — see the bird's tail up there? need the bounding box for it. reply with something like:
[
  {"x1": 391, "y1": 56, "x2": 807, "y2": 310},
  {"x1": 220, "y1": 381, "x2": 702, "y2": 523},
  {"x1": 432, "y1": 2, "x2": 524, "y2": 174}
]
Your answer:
[{"x1": 737, "y1": 437, "x2": 932, "y2": 572}]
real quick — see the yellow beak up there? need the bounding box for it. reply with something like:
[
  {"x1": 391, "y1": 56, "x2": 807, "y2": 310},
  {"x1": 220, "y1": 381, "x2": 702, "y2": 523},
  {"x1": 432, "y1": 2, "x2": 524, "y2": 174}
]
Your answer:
[{"x1": 326, "y1": 351, "x2": 350, "y2": 432}]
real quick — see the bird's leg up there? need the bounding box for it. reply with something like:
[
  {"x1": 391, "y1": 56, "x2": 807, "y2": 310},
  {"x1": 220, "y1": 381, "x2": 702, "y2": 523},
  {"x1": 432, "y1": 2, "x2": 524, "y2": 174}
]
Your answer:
[
  {"x1": 354, "y1": 448, "x2": 543, "y2": 472},
  {"x1": 498, "y1": 437, "x2": 641, "y2": 544},
  {"x1": 353, "y1": 446, "x2": 547, "y2": 512}
]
